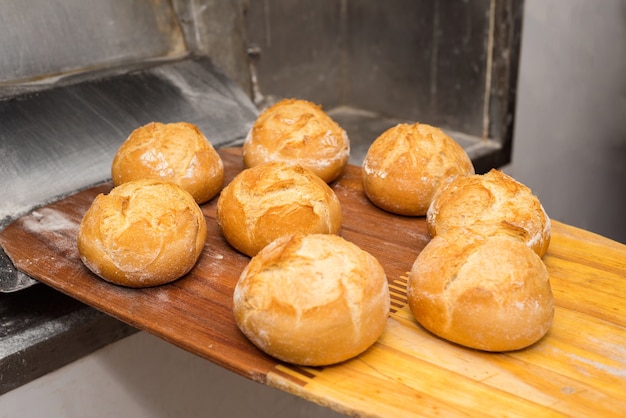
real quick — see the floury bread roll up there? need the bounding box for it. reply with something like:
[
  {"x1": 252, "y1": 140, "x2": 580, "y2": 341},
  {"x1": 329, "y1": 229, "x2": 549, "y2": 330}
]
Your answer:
[
  {"x1": 216, "y1": 162, "x2": 342, "y2": 257},
  {"x1": 407, "y1": 234, "x2": 554, "y2": 352},
  {"x1": 233, "y1": 233, "x2": 390, "y2": 366},
  {"x1": 78, "y1": 179, "x2": 207, "y2": 287},
  {"x1": 427, "y1": 169, "x2": 551, "y2": 257},
  {"x1": 242, "y1": 98, "x2": 350, "y2": 183},
  {"x1": 111, "y1": 121, "x2": 224, "y2": 204},
  {"x1": 361, "y1": 123, "x2": 474, "y2": 216}
]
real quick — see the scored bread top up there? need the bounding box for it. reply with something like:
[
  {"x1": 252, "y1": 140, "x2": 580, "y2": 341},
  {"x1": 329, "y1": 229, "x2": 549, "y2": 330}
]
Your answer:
[
  {"x1": 427, "y1": 169, "x2": 551, "y2": 257},
  {"x1": 407, "y1": 234, "x2": 554, "y2": 352},
  {"x1": 216, "y1": 162, "x2": 342, "y2": 257},
  {"x1": 111, "y1": 121, "x2": 224, "y2": 204},
  {"x1": 78, "y1": 179, "x2": 207, "y2": 287},
  {"x1": 243, "y1": 98, "x2": 349, "y2": 183},
  {"x1": 361, "y1": 123, "x2": 474, "y2": 216},
  {"x1": 233, "y1": 233, "x2": 389, "y2": 366}
]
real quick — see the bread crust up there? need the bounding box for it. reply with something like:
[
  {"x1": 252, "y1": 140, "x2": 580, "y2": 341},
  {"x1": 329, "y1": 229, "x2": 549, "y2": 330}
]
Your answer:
[
  {"x1": 427, "y1": 169, "x2": 551, "y2": 257},
  {"x1": 242, "y1": 98, "x2": 349, "y2": 183},
  {"x1": 361, "y1": 123, "x2": 474, "y2": 216},
  {"x1": 407, "y1": 234, "x2": 554, "y2": 352},
  {"x1": 233, "y1": 233, "x2": 390, "y2": 366},
  {"x1": 78, "y1": 179, "x2": 207, "y2": 287},
  {"x1": 111, "y1": 121, "x2": 224, "y2": 204},
  {"x1": 216, "y1": 162, "x2": 342, "y2": 257}
]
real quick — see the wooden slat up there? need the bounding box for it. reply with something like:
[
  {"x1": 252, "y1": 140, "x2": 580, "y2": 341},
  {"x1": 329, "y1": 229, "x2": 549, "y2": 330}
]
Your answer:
[{"x1": 1, "y1": 147, "x2": 625, "y2": 417}]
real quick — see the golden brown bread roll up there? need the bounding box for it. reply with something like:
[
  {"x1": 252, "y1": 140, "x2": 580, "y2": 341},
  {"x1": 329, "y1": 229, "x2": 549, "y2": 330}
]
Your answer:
[
  {"x1": 111, "y1": 121, "x2": 224, "y2": 204},
  {"x1": 216, "y1": 162, "x2": 342, "y2": 257},
  {"x1": 361, "y1": 123, "x2": 474, "y2": 216},
  {"x1": 427, "y1": 169, "x2": 551, "y2": 257},
  {"x1": 407, "y1": 234, "x2": 554, "y2": 352},
  {"x1": 242, "y1": 98, "x2": 350, "y2": 183},
  {"x1": 78, "y1": 179, "x2": 207, "y2": 287},
  {"x1": 233, "y1": 233, "x2": 390, "y2": 366}
]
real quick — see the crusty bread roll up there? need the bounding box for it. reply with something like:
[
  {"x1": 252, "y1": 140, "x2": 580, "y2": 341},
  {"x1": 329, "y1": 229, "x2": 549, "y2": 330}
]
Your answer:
[
  {"x1": 78, "y1": 179, "x2": 207, "y2": 287},
  {"x1": 427, "y1": 169, "x2": 551, "y2": 257},
  {"x1": 216, "y1": 162, "x2": 342, "y2": 257},
  {"x1": 111, "y1": 121, "x2": 224, "y2": 204},
  {"x1": 407, "y1": 234, "x2": 554, "y2": 352},
  {"x1": 361, "y1": 123, "x2": 474, "y2": 216},
  {"x1": 242, "y1": 98, "x2": 350, "y2": 183},
  {"x1": 233, "y1": 233, "x2": 390, "y2": 366}
]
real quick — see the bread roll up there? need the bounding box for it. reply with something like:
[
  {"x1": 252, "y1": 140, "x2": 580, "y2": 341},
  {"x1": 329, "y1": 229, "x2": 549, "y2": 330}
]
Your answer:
[
  {"x1": 233, "y1": 233, "x2": 390, "y2": 366},
  {"x1": 407, "y1": 234, "x2": 554, "y2": 352},
  {"x1": 216, "y1": 162, "x2": 342, "y2": 257},
  {"x1": 427, "y1": 169, "x2": 551, "y2": 257},
  {"x1": 78, "y1": 179, "x2": 207, "y2": 287},
  {"x1": 242, "y1": 98, "x2": 350, "y2": 183},
  {"x1": 111, "y1": 121, "x2": 224, "y2": 204},
  {"x1": 361, "y1": 123, "x2": 474, "y2": 216}
]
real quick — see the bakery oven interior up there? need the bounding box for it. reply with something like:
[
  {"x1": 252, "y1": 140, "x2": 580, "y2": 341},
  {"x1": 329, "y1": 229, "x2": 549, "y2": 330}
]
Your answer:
[
  {"x1": 0, "y1": 0, "x2": 524, "y2": 404},
  {"x1": 0, "y1": 0, "x2": 523, "y2": 293},
  {"x1": 245, "y1": 0, "x2": 522, "y2": 171},
  {"x1": 0, "y1": 0, "x2": 522, "y2": 404}
]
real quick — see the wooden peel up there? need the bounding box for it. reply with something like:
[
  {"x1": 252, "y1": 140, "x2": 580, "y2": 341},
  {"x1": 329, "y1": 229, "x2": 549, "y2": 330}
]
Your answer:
[{"x1": 1, "y1": 147, "x2": 624, "y2": 417}]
